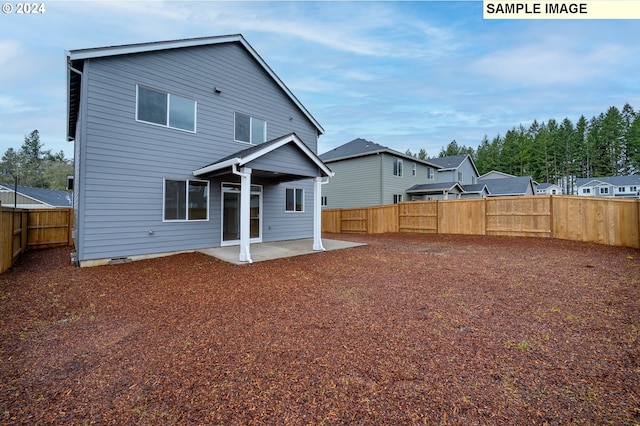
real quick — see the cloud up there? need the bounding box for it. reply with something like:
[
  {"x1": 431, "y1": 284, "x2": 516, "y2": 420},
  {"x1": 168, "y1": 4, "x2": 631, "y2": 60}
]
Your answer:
[{"x1": 0, "y1": 96, "x2": 37, "y2": 115}]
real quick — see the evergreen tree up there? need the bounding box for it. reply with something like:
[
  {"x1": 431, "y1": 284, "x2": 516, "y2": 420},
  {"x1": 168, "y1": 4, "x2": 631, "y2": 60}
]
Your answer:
[
  {"x1": 627, "y1": 113, "x2": 640, "y2": 173},
  {"x1": 18, "y1": 130, "x2": 49, "y2": 187},
  {"x1": 1, "y1": 129, "x2": 74, "y2": 190}
]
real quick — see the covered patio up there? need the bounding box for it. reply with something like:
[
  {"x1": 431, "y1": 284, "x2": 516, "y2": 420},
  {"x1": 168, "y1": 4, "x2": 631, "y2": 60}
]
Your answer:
[
  {"x1": 193, "y1": 133, "x2": 334, "y2": 264},
  {"x1": 199, "y1": 238, "x2": 366, "y2": 265}
]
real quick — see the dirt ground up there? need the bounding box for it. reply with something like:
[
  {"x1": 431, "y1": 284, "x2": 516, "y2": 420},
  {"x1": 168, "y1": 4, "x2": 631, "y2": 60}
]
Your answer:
[{"x1": 1, "y1": 233, "x2": 639, "y2": 425}]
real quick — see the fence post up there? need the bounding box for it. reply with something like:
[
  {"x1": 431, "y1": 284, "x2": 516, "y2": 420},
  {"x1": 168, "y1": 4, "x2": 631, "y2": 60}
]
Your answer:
[
  {"x1": 68, "y1": 208, "x2": 74, "y2": 246},
  {"x1": 484, "y1": 197, "x2": 488, "y2": 237},
  {"x1": 549, "y1": 195, "x2": 554, "y2": 238}
]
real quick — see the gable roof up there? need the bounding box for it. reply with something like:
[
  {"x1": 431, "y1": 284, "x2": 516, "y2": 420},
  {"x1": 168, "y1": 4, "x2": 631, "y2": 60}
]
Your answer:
[
  {"x1": 319, "y1": 138, "x2": 440, "y2": 168},
  {"x1": 193, "y1": 133, "x2": 333, "y2": 178},
  {"x1": 461, "y1": 183, "x2": 490, "y2": 194},
  {"x1": 428, "y1": 154, "x2": 468, "y2": 170},
  {"x1": 0, "y1": 184, "x2": 72, "y2": 207},
  {"x1": 67, "y1": 34, "x2": 324, "y2": 140},
  {"x1": 428, "y1": 154, "x2": 481, "y2": 178},
  {"x1": 406, "y1": 182, "x2": 465, "y2": 194},
  {"x1": 478, "y1": 170, "x2": 517, "y2": 180},
  {"x1": 483, "y1": 176, "x2": 535, "y2": 196}
]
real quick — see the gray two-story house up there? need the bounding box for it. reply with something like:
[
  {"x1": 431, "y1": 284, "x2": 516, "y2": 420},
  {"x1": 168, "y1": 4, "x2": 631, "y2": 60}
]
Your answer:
[
  {"x1": 318, "y1": 138, "x2": 440, "y2": 208},
  {"x1": 67, "y1": 35, "x2": 333, "y2": 266}
]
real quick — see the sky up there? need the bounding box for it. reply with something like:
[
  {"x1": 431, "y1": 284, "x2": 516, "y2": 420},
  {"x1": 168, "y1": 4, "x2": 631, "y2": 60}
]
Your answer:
[{"x1": 1, "y1": 1, "x2": 639, "y2": 161}]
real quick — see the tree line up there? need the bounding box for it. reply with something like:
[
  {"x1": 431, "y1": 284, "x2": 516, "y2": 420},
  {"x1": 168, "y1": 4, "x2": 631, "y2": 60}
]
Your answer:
[
  {"x1": 407, "y1": 103, "x2": 640, "y2": 194},
  {"x1": 0, "y1": 130, "x2": 73, "y2": 191}
]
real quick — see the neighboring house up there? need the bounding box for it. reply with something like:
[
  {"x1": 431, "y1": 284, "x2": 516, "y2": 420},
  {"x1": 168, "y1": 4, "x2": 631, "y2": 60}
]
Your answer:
[
  {"x1": 318, "y1": 138, "x2": 440, "y2": 208},
  {"x1": 0, "y1": 184, "x2": 72, "y2": 209},
  {"x1": 411, "y1": 154, "x2": 484, "y2": 200},
  {"x1": 67, "y1": 34, "x2": 332, "y2": 266},
  {"x1": 576, "y1": 176, "x2": 640, "y2": 198},
  {"x1": 478, "y1": 175, "x2": 536, "y2": 197},
  {"x1": 536, "y1": 183, "x2": 563, "y2": 195},
  {"x1": 429, "y1": 154, "x2": 480, "y2": 186}
]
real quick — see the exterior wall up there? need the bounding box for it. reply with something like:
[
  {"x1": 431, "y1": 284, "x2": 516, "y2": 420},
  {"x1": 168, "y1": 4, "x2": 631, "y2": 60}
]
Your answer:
[
  {"x1": 381, "y1": 154, "x2": 436, "y2": 204},
  {"x1": 0, "y1": 191, "x2": 44, "y2": 208},
  {"x1": 75, "y1": 42, "x2": 319, "y2": 261},
  {"x1": 322, "y1": 155, "x2": 383, "y2": 208}
]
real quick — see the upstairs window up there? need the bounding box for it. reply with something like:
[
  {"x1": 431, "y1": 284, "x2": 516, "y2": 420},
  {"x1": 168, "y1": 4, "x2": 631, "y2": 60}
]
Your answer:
[
  {"x1": 457, "y1": 171, "x2": 464, "y2": 182},
  {"x1": 412, "y1": 163, "x2": 417, "y2": 176},
  {"x1": 427, "y1": 167, "x2": 434, "y2": 180},
  {"x1": 137, "y1": 85, "x2": 196, "y2": 132},
  {"x1": 235, "y1": 113, "x2": 266, "y2": 144},
  {"x1": 393, "y1": 158, "x2": 403, "y2": 177}
]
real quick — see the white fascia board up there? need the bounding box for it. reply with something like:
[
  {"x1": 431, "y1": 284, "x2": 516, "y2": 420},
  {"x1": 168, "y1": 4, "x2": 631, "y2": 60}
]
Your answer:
[
  {"x1": 193, "y1": 158, "x2": 241, "y2": 177},
  {"x1": 68, "y1": 34, "x2": 243, "y2": 60}
]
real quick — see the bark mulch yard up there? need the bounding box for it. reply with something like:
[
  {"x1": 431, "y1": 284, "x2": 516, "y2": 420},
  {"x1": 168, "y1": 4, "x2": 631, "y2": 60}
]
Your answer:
[{"x1": 1, "y1": 233, "x2": 639, "y2": 425}]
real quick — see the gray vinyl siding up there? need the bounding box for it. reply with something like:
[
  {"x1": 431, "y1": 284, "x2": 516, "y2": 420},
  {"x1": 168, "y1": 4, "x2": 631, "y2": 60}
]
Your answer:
[
  {"x1": 247, "y1": 144, "x2": 321, "y2": 177},
  {"x1": 322, "y1": 155, "x2": 383, "y2": 208},
  {"x1": 262, "y1": 180, "x2": 314, "y2": 242},
  {"x1": 436, "y1": 157, "x2": 478, "y2": 185},
  {"x1": 76, "y1": 42, "x2": 318, "y2": 261}
]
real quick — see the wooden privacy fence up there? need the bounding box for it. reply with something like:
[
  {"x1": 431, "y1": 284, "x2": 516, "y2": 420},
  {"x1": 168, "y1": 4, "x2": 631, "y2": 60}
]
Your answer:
[
  {"x1": 323, "y1": 195, "x2": 640, "y2": 249},
  {"x1": 1, "y1": 206, "x2": 74, "y2": 274}
]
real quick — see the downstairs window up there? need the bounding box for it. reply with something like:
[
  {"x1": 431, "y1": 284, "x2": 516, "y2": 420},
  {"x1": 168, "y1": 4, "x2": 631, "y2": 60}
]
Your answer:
[{"x1": 164, "y1": 179, "x2": 209, "y2": 221}]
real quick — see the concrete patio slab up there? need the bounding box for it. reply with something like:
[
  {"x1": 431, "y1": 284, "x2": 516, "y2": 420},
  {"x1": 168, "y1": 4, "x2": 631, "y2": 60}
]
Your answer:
[{"x1": 199, "y1": 238, "x2": 366, "y2": 265}]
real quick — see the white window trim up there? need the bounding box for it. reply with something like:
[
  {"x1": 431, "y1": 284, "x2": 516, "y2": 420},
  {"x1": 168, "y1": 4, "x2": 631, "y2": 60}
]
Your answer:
[
  {"x1": 234, "y1": 112, "x2": 267, "y2": 144},
  {"x1": 136, "y1": 85, "x2": 197, "y2": 133},
  {"x1": 162, "y1": 178, "x2": 209, "y2": 222},
  {"x1": 393, "y1": 158, "x2": 403, "y2": 177},
  {"x1": 285, "y1": 187, "x2": 305, "y2": 213}
]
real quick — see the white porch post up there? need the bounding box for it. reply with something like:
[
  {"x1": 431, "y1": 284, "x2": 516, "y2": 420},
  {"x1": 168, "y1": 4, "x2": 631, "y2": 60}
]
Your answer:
[
  {"x1": 313, "y1": 177, "x2": 326, "y2": 251},
  {"x1": 239, "y1": 167, "x2": 253, "y2": 263}
]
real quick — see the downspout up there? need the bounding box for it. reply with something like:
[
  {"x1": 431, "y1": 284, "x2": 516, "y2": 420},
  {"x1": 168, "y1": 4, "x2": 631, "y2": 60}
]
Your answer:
[{"x1": 231, "y1": 164, "x2": 253, "y2": 264}]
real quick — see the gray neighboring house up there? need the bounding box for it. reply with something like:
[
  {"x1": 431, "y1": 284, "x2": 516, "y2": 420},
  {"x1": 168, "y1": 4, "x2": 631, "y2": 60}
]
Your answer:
[
  {"x1": 0, "y1": 184, "x2": 72, "y2": 209},
  {"x1": 428, "y1": 154, "x2": 479, "y2": 186},
  {"x1": 412, "y1": 154, "x2": 485, "y2": 200},
  {"x1": 67, "y1": 34, "x2": 333, "y2": 266},
  {"x1": 318, "y1": 138, "x2": 440, "y2": 208},
  {"x1": 576, "y1": 176, "x2": 640, "y2": 198}
]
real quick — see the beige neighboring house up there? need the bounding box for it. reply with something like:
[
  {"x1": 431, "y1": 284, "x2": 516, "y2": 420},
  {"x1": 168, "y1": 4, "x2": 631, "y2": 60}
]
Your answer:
[{"x1": 0, "y1": 184, "x2": 72, "y2": 209}]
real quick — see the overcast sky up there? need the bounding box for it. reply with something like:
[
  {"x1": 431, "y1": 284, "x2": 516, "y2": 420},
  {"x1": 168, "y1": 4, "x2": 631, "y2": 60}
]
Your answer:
[{"x1": 1, "y1": 1, "x2": 639, "y2": 160}]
